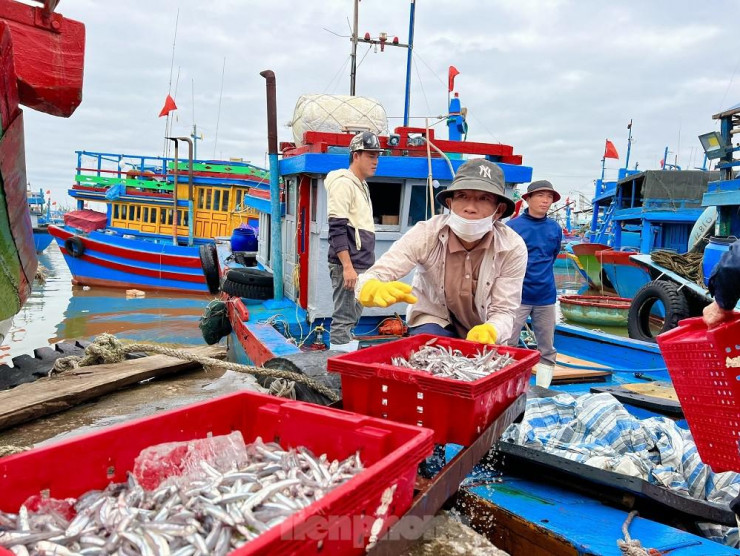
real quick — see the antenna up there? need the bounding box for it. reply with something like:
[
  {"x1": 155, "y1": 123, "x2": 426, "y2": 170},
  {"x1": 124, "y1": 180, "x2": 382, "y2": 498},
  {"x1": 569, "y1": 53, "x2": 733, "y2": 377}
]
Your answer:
[
  {"x1": 213, "y1": 57, "x2": 226, "y2": 159},
  {"x1": 163, "y1": 9, "x2": 179, "y2": 158}
]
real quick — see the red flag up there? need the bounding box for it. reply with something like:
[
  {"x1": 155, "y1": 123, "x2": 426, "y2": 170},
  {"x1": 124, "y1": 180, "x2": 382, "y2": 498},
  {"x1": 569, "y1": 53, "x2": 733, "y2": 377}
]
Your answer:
[
  {"x1": 448, "y1": 66, "x2": 460, "y2": 92},
  {"x1": 158, "y1": 94, "x2": 177, "y2": 118},
  {"x1": 604, "y1": 139, "x2": 619, "y2": 159},
  {"x1": 46, "y1": 189, "x2": 51, "y2": 194}
]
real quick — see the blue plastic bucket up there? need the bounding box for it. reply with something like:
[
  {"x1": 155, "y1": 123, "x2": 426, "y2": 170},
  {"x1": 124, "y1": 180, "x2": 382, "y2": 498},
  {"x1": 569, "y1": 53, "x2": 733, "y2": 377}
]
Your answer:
[
  {"x1": 230, "y1": 226, "x2": 257, "y2": 252},
  {"x1": 703, "y1": 236, "x2": 735, "y2": 286}
]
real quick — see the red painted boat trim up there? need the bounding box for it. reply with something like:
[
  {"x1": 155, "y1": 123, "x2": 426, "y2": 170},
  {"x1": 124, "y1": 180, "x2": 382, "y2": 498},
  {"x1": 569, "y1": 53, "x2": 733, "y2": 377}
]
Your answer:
[
  {"x1": 71, "y1": 275, "x2": 203, "y2": 293},
  {"x1": 559, "y1": 295, "x2": 631, "y2": 309},
  {"x1": 49, "y1": 225, "x2": 202, "y2": 268},
  {"x1": 59, "y1": 246, "x2": 205, "y2": 284},
  {"x1": 571, "y1": 243, "x2": 611, "y2": 256},
  {"x1": 597, "y1": 250, "x2": 641, "y2": 268},
  {"x1": 226, "y1": 300, "x2": 276, "y2": 366}
]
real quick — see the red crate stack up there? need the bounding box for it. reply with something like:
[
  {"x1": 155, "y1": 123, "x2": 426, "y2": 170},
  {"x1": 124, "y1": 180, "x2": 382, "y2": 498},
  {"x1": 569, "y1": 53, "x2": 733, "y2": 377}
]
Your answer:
[
  {"x1": 328, "y1": 334, "x2": 539, "y2": 445},
  {"x1": 657, "y1": 316, "x2": 740, "y2": 473}
]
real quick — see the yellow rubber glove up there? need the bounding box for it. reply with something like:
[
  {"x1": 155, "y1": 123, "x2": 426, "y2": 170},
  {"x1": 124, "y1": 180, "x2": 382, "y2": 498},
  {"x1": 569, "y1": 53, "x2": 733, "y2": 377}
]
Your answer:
[
  {"x1": 359, "y1": 279, "x2": 417, "y2": 308},
  {"x1": 466, "y1": 323, "x2": 498, "y2": 344}
]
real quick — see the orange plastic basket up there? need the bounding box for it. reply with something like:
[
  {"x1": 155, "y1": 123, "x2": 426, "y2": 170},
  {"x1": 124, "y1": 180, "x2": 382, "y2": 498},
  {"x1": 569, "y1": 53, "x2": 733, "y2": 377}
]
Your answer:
[{"x1": 657, "y1": 316, "x2": 740, "y2": 472}]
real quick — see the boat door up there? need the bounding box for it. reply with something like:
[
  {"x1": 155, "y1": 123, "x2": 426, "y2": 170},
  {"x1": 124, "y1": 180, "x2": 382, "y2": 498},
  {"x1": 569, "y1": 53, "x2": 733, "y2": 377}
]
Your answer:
[{"x1": 282, "y1": 176, "x2": 299, "y2": 302}]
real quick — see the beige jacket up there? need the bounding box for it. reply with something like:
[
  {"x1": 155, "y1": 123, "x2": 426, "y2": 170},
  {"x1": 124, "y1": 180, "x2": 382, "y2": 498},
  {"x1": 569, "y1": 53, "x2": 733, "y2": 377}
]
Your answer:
[{"x1": 355, "y1": 214, "x2": 528, "y2": 342}]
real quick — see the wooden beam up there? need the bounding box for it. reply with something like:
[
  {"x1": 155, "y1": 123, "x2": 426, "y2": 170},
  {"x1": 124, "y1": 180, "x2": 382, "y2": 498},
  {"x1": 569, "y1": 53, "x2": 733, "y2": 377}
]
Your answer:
[{"x1": 0, "y1": 346, "x2": 225, "y2": 432}]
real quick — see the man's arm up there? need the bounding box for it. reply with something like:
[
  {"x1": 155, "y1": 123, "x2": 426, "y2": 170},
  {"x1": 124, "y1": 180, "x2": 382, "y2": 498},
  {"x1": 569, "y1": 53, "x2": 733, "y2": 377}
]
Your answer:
[{"x1": 704, "y1": 239, "x2": 740, "y2": 327}]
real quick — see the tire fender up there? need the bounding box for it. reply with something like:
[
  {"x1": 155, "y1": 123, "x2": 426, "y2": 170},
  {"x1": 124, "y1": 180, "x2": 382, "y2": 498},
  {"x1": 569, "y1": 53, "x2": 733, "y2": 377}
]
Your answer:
[
  {"x1": 64, "y1": 236, "x2": 85, "y2": 258},
  {"x1": 627, "y1": 280, "x2": 689, "y2": 343}
]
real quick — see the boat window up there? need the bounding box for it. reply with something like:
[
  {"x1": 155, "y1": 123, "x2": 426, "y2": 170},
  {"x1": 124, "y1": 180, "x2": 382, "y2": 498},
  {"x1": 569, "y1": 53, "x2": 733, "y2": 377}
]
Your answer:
[
  {"x1": 167, "y1": 209, "x2": 174, "y2": 225},
  {"x1": 198, "y1": 188, "x2": 205, "y2": 209},
  {"x1": 222, "y1": 190, "x2": 229, "y2": 211},
  {"x1": 213, "y1": 190, "x2": 221, "y2": 212},
  {"x1": 128, "y1": 205, "x2": 135, "y2": 221},
  {"x1": 408, "y1": 185, "x2": 446, "y2": 226},
  {"x1": 368, "y1": 181, "x2": 402, "y2": 229},
  {"x1": 181, "y1": 210, "x2": 189, "y2": 226},
  {"x1": 310, "y1": 178, "x2": 318, "y2": 223},
  {"x1": 286, "y1": 178, "x2": 297, "y2": 216},
  {"x1": 235, "y1": 189, "x2": 243, "y2": 210},
  {"x1": 205, "y1": 189, "x2": 212, "y2": 210},
  {"x1": 160, "y1": 209, "x2": 167, "y2": 224},
  {"x1": 150, "y1": 208, "x2": 157, "y2": 223},
  {"x1": 135, "y1": 206, "x2": 141, "y2": 221},
  {"x1": 113, "y1": 204, "x2": 119, "y2": 219},
  {"x1": 143, "y1": 207, "x2": 149, "y2": 222}
]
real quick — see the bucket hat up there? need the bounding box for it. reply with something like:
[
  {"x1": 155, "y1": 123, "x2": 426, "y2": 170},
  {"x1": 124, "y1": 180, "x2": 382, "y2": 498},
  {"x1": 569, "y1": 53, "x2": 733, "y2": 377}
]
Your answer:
[
  {"x1": 435, "y1": 159, "x2": 515, "y2": 218},
  {"x1": 349, "y1": 131, "x2": 383, "y2": 152},
  {"x1": 522, "y1": 180, "x2": 561, "y2": 203}
]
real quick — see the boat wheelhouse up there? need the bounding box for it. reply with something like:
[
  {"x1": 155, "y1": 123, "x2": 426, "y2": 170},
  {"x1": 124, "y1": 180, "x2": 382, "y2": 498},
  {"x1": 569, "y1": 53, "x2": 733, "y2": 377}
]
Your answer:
[{"x1": 49, "y1": 150, "x2": 268, "y2": 292}]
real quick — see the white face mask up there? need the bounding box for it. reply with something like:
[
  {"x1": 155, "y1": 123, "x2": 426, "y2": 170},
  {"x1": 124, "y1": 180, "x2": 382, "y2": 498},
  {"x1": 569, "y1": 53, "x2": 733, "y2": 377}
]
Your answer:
[{"x1": 448, "y1": 210, "x2": 494, "y2": 242}]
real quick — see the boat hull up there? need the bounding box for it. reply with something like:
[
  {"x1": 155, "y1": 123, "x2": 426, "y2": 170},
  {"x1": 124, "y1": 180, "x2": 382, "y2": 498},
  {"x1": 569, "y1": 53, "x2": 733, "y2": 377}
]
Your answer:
[
  {"x1": 598, "y1": 250, "x2": 652, "y2": 299},
  {"x1": 571, "y1": 242, "x2": 611, "y2": 288},
  {"x1": 33, "y1": 226, "x2": 53, "y2": 253},
  {"x1": 48, "y1": 225, "x2": 208, "y2": 293}
]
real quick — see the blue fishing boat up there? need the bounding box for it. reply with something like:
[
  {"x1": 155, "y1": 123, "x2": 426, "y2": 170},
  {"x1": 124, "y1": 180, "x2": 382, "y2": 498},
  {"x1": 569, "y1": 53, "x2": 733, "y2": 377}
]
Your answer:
[
  {"x1": 0, "y1": 1, "x2": 85, "y2": 343},
  {"x1": 26, "y1": 187, "x2": 62, "y2": 253},
  {"x1": 49, "y1": 150, "x2": 267, "y2": 293}
]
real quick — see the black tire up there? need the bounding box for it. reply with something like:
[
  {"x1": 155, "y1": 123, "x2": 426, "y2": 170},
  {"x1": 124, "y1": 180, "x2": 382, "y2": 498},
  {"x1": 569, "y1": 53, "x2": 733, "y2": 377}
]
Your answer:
[
  {"x1": 199, "y1": 244, "x2": 220, "y2": 295},
  {"x1": 221, "y1": 277, "x2": 273, "y2": 300},
  {"x1": 628, "y1": 280, "x2": 689, "y2": 343},
  {"x1": 226, "y1": 268, "x2": 272, "y2": 287},
  {"x1": 64, "y1": 236, "x2": 85, "y2": 258}
]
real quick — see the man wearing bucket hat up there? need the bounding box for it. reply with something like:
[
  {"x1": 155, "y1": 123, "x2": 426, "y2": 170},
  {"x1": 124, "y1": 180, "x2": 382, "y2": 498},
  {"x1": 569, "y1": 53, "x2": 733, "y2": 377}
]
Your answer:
[
  {"x1": 325, "y1": 131, "x2": 384, "y2": 350},
  {"x1": 703, "y1": 238, "x2": 740, "y2": 327},
  {"x1": 355, "y1": 158, "x2": 528, "y2": 345},
  {"x1": 505, "y1": 180, "x2": 562, "y2": 387}
]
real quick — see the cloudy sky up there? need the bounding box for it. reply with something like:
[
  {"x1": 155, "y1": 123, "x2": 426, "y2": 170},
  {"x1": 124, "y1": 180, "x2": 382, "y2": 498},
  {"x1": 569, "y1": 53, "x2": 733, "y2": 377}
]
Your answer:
[{"x1": 22, "y1": 0, "x2": 739, "y2": 207}]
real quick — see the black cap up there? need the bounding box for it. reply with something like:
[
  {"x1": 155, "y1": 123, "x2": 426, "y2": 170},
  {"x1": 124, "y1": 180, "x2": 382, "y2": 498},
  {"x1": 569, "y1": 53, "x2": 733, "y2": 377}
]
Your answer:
[
  {"x1": 522, "y1": 180, "x2": 561, "y2": 203},
  {"x1": 349, "y1": 131, "x2": 383, "y2": 152}
]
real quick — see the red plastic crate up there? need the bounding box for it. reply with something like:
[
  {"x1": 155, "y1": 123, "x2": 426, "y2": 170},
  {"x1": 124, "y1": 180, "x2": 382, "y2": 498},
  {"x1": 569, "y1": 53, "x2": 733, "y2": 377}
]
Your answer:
[
  {"x1": 0, "y1": 391, "x2": 434, "y2": 556},
  {"x1": 328, "y1": 334, "x2": 539, "y2": 445},
  {"x1": 657, "y1": 316, "x2": 740, "y2": 472}
]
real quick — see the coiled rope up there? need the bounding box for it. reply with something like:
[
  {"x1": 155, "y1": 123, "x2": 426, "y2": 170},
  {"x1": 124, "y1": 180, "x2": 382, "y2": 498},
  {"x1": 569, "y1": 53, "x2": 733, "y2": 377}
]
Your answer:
[
  {"x1": 52, "y1": 333, "x2": 340, "y2": 403},
  {"x1": 650, "y1": 250, "x2": 704, "y2": 286},
  {"x1": 617, "y1": 511, "x2": 655, "y2": 555}
]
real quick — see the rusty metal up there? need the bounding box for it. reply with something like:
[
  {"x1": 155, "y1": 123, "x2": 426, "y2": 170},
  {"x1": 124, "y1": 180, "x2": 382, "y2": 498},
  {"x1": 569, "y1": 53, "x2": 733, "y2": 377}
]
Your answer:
[{"x1": 366, "y1": 393, "x2": 527, "y2": 556}]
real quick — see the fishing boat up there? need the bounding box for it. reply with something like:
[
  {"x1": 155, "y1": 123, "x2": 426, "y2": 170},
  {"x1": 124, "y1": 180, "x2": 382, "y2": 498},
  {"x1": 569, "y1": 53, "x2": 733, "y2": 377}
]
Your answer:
[
  {"x1": 48, "y1": 150, "x2": 267, "y2": 293},
  {"x1": 570, "y1": 241, "x2": 612, "y2": 288},
  {"x1": 0, "y1": 0, "x2": 85, "y2": 343},
  {"x1": 26, "y1": 187, "x2": 61, "y2": 253},
  {"x1": 559, "y1": 294, "x2": 631, "y2": 326}
]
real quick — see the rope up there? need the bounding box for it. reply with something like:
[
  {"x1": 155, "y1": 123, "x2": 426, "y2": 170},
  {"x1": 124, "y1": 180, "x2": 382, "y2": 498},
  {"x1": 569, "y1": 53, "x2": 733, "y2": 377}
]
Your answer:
[
  {"x1": 52, "y1": 333, "x2": 340, "y2": 403},
  {"x1": 617, "y1": 511, "x2": 655, "y2": 555},
  {"x1": 0, "y1": 445, "x2": 30, "y2": 458},
  {"x1": 555, "y1": 361, "x2": 668, "y2": 373},
  {"x1": 650, "y1": 250, "x2": 704, "y2": 286}
]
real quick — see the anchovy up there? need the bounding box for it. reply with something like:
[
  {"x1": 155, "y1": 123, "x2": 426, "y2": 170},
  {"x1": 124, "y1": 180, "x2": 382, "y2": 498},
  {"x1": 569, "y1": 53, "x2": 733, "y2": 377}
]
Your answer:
[
  {"x1": 1, "y1": 437, "x2": 363, "y2": 554},
  {"x1": 391, "y1": 343, "x2": 514, "y2": 381}
]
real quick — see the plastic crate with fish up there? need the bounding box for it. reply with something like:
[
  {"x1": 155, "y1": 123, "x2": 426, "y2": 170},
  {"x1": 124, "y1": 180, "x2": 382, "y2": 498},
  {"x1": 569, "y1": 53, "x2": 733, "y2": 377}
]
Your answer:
[
  {"x1": 657, "y1": 315, "x2": 740, "y2": 473},
  {"x1": 0, "y1": 390, "x2": 434, "y2": 555},
  {"x1": 327, "y1": 334, "x2": 540, "y2": 445}
]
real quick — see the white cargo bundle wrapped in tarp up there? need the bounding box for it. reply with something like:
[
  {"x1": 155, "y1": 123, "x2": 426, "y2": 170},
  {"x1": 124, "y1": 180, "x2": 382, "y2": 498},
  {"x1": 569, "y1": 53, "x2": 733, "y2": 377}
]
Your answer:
[{"x1": 290, "y1": 94, "x2": 388, "y2": 146}]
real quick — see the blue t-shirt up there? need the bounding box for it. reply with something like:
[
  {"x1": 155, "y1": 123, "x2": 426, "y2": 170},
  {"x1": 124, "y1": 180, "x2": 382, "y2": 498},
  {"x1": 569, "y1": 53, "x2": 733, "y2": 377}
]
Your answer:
[{"x1": 507, "y1": 209, "x2": 562, "y2": 305}]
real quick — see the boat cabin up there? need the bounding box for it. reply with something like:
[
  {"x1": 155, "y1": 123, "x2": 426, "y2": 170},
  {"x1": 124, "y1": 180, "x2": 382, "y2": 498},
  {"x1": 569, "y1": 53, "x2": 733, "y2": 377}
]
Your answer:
[{"x1": 245, "y1": 124, "x2": 532, "y2": 326}]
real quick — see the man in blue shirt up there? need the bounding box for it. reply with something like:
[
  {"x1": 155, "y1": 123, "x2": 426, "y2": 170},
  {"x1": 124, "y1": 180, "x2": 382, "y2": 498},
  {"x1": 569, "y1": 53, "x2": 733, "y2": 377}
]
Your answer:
[{"x1": 506, "y1": 180, "x2": 563, "y2": 387}]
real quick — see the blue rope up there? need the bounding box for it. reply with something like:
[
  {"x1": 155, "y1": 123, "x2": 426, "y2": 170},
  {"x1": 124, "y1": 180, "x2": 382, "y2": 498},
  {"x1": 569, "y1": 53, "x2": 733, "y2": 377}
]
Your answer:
[{"x1": 556, "y1": 360, "x2": 668, "y2": 373}]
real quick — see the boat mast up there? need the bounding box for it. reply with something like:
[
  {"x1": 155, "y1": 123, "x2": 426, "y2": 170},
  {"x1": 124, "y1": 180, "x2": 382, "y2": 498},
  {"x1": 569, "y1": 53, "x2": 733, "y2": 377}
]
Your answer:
[
  {"x1": 348, "y1": 0, "x2": 414, "y2": 125},
  {"x1": 625, "y1": 120, "x2": 633, "y2": 170},
  {"x1": 350, "y1": 0, "x2": 359, "y2": 95}
]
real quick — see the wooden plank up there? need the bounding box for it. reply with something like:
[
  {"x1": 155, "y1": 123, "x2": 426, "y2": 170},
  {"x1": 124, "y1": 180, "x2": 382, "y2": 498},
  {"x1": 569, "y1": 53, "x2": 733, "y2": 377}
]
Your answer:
[
  {"x1": 536, "y1": 353, "x2": 612, "y2": 384},
  {"x1": 0, "y1": 345, "x2": 225, "y2": 432}
]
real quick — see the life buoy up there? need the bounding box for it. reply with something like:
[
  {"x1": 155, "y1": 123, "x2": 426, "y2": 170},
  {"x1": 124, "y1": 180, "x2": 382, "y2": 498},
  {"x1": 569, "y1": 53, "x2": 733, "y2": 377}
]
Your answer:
[{"x1": 64, "y1": 236, "x2": 85, "y2": 258}]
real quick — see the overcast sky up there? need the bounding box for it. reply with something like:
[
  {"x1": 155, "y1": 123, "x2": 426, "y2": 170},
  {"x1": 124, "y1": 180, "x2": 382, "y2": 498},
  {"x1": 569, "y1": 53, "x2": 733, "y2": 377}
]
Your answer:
[{"x1": 22, "y1": 0, "x2": 740, "y2": 208}]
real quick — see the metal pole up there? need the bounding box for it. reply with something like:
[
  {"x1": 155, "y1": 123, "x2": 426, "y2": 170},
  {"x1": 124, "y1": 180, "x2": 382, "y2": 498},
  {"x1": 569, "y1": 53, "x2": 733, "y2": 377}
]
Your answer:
[
  {"x1": 168, "y1": 138, "x2": 179, "y2": 246},
  {"x1": 171, "y1": 136, "x2": 195, "y2": 246},
  {"x1": 625, "y1": 120, "x2": 633, "y2": 171},
  {"x1": 260, "y1": 69, "x2": 283, "y2": 300},
  {"x1": 403, "y1": 0, "x2": 416, "y2": 127},
  {"x1": 350, "y1": 0, "x2": 359, "y2": 95}
]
